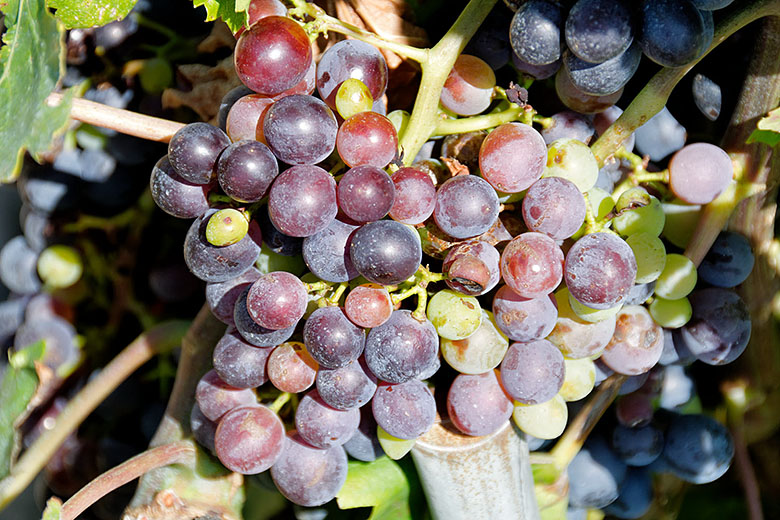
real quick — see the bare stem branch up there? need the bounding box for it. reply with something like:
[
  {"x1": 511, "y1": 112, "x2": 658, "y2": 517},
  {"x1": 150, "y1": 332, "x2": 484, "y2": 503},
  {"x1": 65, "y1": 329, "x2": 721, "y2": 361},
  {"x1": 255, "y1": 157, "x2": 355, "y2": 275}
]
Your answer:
[
  {"x1": 0, "y1": 321, "x2": 189, "y2": 510},
  {"x1": 60, "y1": 441, "x2": 196, "y2": 520}
]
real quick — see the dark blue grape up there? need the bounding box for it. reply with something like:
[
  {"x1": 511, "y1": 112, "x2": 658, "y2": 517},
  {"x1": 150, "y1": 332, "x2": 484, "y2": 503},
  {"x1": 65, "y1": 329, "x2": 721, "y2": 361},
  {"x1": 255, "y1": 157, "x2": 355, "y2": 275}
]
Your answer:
[
  {"x1": 0, "y1": 236, "x2": 40, "y2": 295},
  {"x1": 217, "y1": 140, "x2": 279, "y2": 203},
  {"x1": 658, "y1": 328, "x2": 695, "y2": 366},
  {"x1": 692, "y1": 73, "x2": 721, "y2": 121},
  {"x1": 680, "y1": 288, "x2": 750, "y2": 365},
  {"x1": 698, "y1": 231, "x2": 754, "y2": 288},
  {"x1": 257, "y1": 205, "x2": 303, "y2": 256},
  {"x1": 565, "y1": 0, "x2": 634, "y2": 64},
  {"x1": 639, "y1": 0, "x2": 709, "y2": 67},
  {"x1": 662, "y1": 413, "x2": 734, "y2": 484},
  {"x1": 603, "y1": 468, "x2": 653, "y2": 519},
  {"x1": 509, "y1": 0, "x2": 564, "y2": 66},
  {"x1": 612, "y1": 424, "x2": 663, "y2": 466},
  {"x1": 568, "y1": 436, "x2": 627, "y2": 508},
  {"x1": 206, "y1": 267, "x2": 261, "y2": 326},
  {"x1": 150, "y1": 155, "x2": 211, "y2": 219},
  {"x1": 563, "y1": 42, "x2": 641, "y2": 96},
  {"x1": 465, "y1": 6, "x2": 512, "y2": 69},
  {"x1": 350, "y1": 220, "x2": 422, "y2": 286}
]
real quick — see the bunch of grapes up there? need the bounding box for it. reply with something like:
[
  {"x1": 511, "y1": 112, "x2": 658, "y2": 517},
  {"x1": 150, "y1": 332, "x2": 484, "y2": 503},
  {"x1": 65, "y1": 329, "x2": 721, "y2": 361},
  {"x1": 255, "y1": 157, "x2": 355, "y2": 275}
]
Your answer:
[{"x1": 136, "y1": 0, "x2": 759, "y2": 513}]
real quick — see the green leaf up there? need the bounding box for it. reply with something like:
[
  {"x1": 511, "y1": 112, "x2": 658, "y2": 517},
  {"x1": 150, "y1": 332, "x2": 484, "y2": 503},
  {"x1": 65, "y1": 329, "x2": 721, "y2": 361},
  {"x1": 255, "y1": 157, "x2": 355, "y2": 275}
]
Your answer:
[
  {"x1": 337, "y1": 456, "x2": 413, "y2": 520},
  {"x1": 192, "y1": 0, "x2": 250, "y2": 33},
  {"x1": 747, "y1": 106, "x2": 780, "y2": 146},
  {"x1": 0, "y1": 341, "x2": 46, "y2": 479},
  {"x1": 0, "y1": 0, "x2": 75, "y2": 183},
  {"x1": 47, "y1": 0, "x2": 137, "y2": 29},
  {"x1": 41, "y1": 497, "x2": 63, "y2": 520}
]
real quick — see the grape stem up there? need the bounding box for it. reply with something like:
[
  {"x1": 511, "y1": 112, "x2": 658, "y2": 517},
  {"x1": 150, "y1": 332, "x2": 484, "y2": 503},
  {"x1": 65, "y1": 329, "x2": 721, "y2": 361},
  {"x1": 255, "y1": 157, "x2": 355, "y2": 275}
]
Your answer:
[
  {"x1": 269, "y1": 392, "x2": 292, "y2": 414},
  {"x1": 590, "y1": 0, "x2": 780, "y2": 165},
  {"x1": 57, "y1": 441, "x2": 196, "y2": 520},
  {"x1": 434, "y1": 105, "x2": 524, "y2": 136},
  {"x1": 399, "y1": 0, "x2": 499, "y2": 164},
  {"x1": 0, "y1": 321, "x2": 189, "y2": 510},
  {"x1": 46, "y1": 92, "x2": 184, "y2": 142}
]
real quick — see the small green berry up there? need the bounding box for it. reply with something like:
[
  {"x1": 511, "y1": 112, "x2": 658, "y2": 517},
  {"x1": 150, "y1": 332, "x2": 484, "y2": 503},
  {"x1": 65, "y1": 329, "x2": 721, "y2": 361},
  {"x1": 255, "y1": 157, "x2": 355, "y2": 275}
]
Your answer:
[{"x1": 206, "y1": 208, "x2": 249, "y2": 247}]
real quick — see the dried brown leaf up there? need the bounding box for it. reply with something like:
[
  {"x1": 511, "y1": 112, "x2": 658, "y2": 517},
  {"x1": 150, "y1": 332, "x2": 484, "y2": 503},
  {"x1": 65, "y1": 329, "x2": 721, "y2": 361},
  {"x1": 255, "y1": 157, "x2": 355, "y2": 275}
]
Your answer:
[{"x1": 162, "y1": 56, "x2": 241, "y2": 124}]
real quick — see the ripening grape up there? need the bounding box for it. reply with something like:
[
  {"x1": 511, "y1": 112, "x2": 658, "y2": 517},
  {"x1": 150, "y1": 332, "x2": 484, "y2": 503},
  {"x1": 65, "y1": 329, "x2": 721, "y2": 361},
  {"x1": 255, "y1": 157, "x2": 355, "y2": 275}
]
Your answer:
[
  {"x1": 364, "y1": 310, "x2": 439, "y2": 384},
  {"x1": 440, "y1": 54, "x2": 496, "y2": 116},
  {"x1": 555, "y1": 67, "x2": 624, "y2": 114},
  {"x1": 626, "y1": 232, "x2": 667, "y2": 284},
  {"x1": 567, "y1": 294, "x2": 622, "y2": 323},
  {"x1": 547, "y1": 287, "x2": 617, "y2": 359},
  {"x1": 426, "y1": 289, "x2": 483, "y2": 340},
  {"x1": 337, "y1": 165, "x2": 396, "y2": 222},
  {"x1": 335, "y1": 78, "x2": 374, "y2": 119},
  {"x1": 225, "y1": 94, "x2": 274, "y2": 142},
  {"x1": 214, "y1": 405, "x2": 284, "y2": 474},
  {"x1": 295, "y1": 389, "x2": 361, "y2": 448},
  {"x1": 195, "y1": 370, "x2": 257, "y2": 421},
  {"x1": 350, "y1": 220, "x2": 422, "y2": 286},
  {"x1": 500, "y1": 232, "x2": 564, "y2": 299},
  {"x1": 263, "y1": 95, "x2": 338, "y2": 165},
  {"x1": 442, "y1": 240, "x2": 500, "y2": 296},
  {"x1": 492, "y1": 285, "x2": 558, "y2": 342},
  {"x1": 344, "y1": 284, "x2": 393, "y2": 328},
  {"x1": 479, "y1": 122, "x2": 547, "y2": 193},
  {"x1": 268, "y1": 165, "x2": 338, "y2": 238},
  {"x1": 267, "y1": 341, "x2": 319, "y2": 393},
  {"x1": 303, "y1": 306, "x2": 365, "y2": 369},
  {"x1": 150, "y1": 155, "x2": 210, "y2": 219},
  {"x1": 600, "y1": 305, "x2": 664, "y2": 375},
  {"x1": 316, "y1": 39, "x2": 389, "y2": 108},
  {"x1": 389, "y1": 167, "x2": 436, "y2": 225},
  {"x1": 234, "y1": 16, "x2": 313, "y2": 95},
  {"x1": 233, "y1": 288, "x2": 296, "y2": 347},
  {"x1": 440, "y1": 310, "x2": 509, "y2": 374},
  {"x1": 168, "y1": 122, "x2": 230, "y2": 185},
  {"x1": 316, "y1": 357, "x2": 377, "y2": 410},
  {"x1": 302, "y1": 218, "x2": 360, "y2": 283},
  {"x1": 669, "y1": 143, "x2": 733, "y2": 204},
  {"x1": 184, "y1": 210, "x2": 260, "y2": 283},
  {"x1": 336, "y1": 112, "x2": 398, "y2": 168},
  {"x1": 522, "y1": 177, "x2": 586, "y2": 240},
  {"x1": 543, "y1": 138, "x2": 599, "y2": 192},
  {"x1": 213, "y1": 328, "x2": 271, "y2": 388},
  {"x1": 512, "y1": 394, "x2": 568, "y2": 439},
  {"x1": 246, "y1": 271, "x2": 307, "y2": 330},
  {"x1": 217, "y1": 140, "x2": 278, "y2": 203}
]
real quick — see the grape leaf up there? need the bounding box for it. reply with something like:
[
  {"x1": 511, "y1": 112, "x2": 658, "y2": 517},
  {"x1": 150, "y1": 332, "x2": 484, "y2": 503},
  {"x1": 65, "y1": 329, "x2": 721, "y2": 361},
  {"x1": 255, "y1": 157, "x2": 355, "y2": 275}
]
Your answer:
[
  {"x1": 192, "y1": 0, "x2": 250, "y2": 33},
  {"x1": 47, "y1": 0, "x2": 137, "y2": 29},
  {"x1": 747, "y1": 106, "x2": 780, "y2": 147},
  {"x1": 0, "y1": 0, "x2": 75, "y2": 183},
  {"x1": 0, "y1": 341, "x2": 46, "y2": 479},
  {"x1": 337, "y1": 456, "x2": 415, "y2": 520}
]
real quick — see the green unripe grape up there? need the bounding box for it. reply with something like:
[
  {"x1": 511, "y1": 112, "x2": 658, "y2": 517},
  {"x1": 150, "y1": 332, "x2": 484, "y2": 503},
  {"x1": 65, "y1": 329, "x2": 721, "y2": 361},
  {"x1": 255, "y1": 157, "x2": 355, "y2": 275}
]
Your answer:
[
  {"x1": 588, "y1": 187, "x2": 616, "y2": 221},
  {"x1": 335, "y1": 78, "x2": 374, "y2": 119},
  {"x1": 377, "y1": 425, "x2": 416, "y2": 460},
  {"x1": 543, "y1": 138, "x2": 599, "y2": 192},
  {"x1": 426, "y1": 289, "x2": 482, "y2": 340},
  {"x1": 649, "y1": 296, "x2": 692, "y2": 328},
  {"x1": 441, "y1": 310, "x2": 508, "y2": 374},
  {"x1": 626, "y1": 232, "x2": 667, "y2": 284},
  {"x1": 37, "y1": 245, "x2": 83, "y2": 289},
  {"x1": 512, "y1": 394, "x2": 567, "y2": 440},
  {"x1": 655, "y1": 253, "x2": 697, "y2": 300},
  {"x1": 139, "y1": 57, "x2": 173, "y2": 95},
  {"x1": 387, "y1": 110, "x2": 410, "y2": 136},
  {"x1": 559, "y1": 358, "x2": 596, "y2": 402},
  {"x1": 613, "y1": 188, "x2": 665, "y2": 237},
  {"x1": 205, "y1": 208, "x2": 249, "y2": 247},
  {"x1": 257, "y1": 242, "x2": 307, "y2": 276},
  {"x1": 662, "y1": 199, "x2": 701, "y2": 248},
  {"x1": 568, "y1": 293, "x2": 622, "y2": 323}
]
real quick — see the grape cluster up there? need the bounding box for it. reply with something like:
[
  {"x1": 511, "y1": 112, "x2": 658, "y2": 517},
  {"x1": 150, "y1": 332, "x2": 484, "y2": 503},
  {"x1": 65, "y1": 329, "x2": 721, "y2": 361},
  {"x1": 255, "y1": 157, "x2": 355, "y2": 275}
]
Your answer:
[
  {"x1": 136, "y1": 0, "x2": 754, "y2": 512},
  {"x1": 498, "y1": 0, "x2": 735, "y2": 113}
]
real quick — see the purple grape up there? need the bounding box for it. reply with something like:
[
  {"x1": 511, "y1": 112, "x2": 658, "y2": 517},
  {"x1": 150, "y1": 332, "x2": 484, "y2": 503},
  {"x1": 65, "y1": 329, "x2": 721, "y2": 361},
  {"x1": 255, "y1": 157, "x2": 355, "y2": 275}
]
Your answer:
[
  {"x1": 195, "y1": 369, "x2": 256, "y2": 421},
  {"x1": 434, "y1": 175, "x2": 499, "y2": 239},
  {"x1": 246, "y1": 271, "x2": 307, "y2": 330},
  {"x1": 263, "y1": 95, "x2": 338, "y2": 165},
  {"x1": 233, "y1": 288, "x2": 296, "y2": 347},
  {"x1": 522, "y1": 177, "x2": 586, "y2": 240},
  {"x1": 350, "y1": 220, "x2": 422, "y2": 286},
  {"x1": 680, "y1": 288, "x2": 751, "y2": 365},
  {"x1": 295, "y1": 389, "x2": 361, "y2": 448},
  {"x1": 364, "y1": 310, "x2": 439, "y2": 384},
  {"x1": 343, "y1": 407, "x2": 384, "y2": 461},
  {"x1": 492, "y1": 285, "x2": 558, "y2": 342},
  {"x1": 316, "y1": 39, "x2": 389, "y2": 108},
  {"x1": 215, "y1": 404, "x2": 285, "y2": 474},
  {"x1": 500, "y1": 340, "x2": 564, "y2": 404},
  {"x1": 303, "y1": 306, "x2": 365, "y2": 369},
  {"x1": 447, "y1": 370, "x2": 513, "y2": 436},
  {"x1": 337, "y1": 165, "x2": 395, "y2": 223},
  {"x1": 372, "y1": 380, "x2": 436, "y2": 439},
  {"x1": 167, "y1": 122, "x2": 230, "y2": 185},
  {"x1": 184, "y1": 210, "x2": 260, "y2": 283},
  {"x1": 213, "y1": 328, "x2": 272, "y2": 388},
  {"x1": 268, "y1": 165, "x2": 337, "y2": 237},
  {"x1": 302, "y1": 218, "x2": 360, "y2": 282},
  {"x1": 316, "y1": 357, "x2": 378, "y2": 410},
  {"x1": 217, "y1": 140, "x2": 279, "y2": 203},
  {"x1": 205, "y1": 267, "x2": 261, "y2": 325},
  {"x1": 149, "y1": 155, "x2": 210, "y2": 218}
]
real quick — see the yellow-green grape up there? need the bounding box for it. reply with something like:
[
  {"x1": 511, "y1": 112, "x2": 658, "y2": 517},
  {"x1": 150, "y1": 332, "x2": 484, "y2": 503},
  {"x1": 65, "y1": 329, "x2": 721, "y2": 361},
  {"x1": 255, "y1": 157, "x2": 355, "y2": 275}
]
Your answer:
[
  {"x1": 626, "y1": 232, "x2": 667, "y2": 284},
  {"x1": 139, "y1": 57, "x2": 173, "y2": 94},
  {"x1": 335, "y1": 78, "x2": 374, "y2": 120},
  {"x1": 387, "y1": 110, "x2": 410, "y2": 136},
  {"x1": 441, "y1": 310, "x2": 508, "y2": 374},
  {"x1": 662, "y1": 199, "x2": 701, "y2": 248},
  {"x1": 426, "y1": 289, "x2": 482, "y2": 340},
  {"x1": 568, "y1": 293, "x2": 622, "y2": 323},
  {"x1": 559, "y1": 358, "x2": 596, "y2": 401},
  {"x1": 543, "y1": 138, "x2": 599, "y2": 192},
  {"x1": 377, "y1": 425, "x2": 416, "y2": 460},
  {"x1": 512, "y1": 394, "x2": 568, "y2": 440},
  {"x1": 613, "y1": 188, "x2": 665, "y2": 237},
  {"x1": 654, "y1": 253, "x2": 697, "y2": 300},
  {"x1": 37, "y1": 245, "x2": 82, "y2": 289},
  {"x1": 535, "y1": 481, "x2": 569, "y2": 519},
  {"x1": 649, "y1": 296, "x2": 692, "y2": 328},
  {"x1": 205, "y1": 208, "x2": 249, "y2": 247}
]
